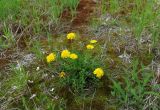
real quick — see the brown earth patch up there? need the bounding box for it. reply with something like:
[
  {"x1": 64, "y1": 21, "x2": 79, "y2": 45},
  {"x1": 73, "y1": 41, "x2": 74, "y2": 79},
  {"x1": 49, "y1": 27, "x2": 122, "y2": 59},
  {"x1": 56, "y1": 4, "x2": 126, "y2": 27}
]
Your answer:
[
  {"x1": 0, "y1": 58, "x2": 10, "y2": 69},
  {"x1": 72, "y1": 0, "x2": 96, "y2": 26},
  {"x1": 62, "y1": 0, "x2": 97, "y2": 30},
  {"x1": 0, "y1": 50, "x2": 15, "y2": 69}
]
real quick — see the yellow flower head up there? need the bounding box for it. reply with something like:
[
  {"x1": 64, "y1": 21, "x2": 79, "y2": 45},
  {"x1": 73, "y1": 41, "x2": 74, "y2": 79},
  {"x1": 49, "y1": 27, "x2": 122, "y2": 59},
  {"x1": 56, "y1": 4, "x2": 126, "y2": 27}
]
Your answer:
[
  {"x1": 59, "y1": 72, "x2": 66, "y2": 78},
  {"x1": 70, "y1": 53, "x2": 78, "y2": 59},
  {"x1": 61, "y1": 49, "x2": 70, "y2": 58},
  {"x1": 90, "y1": 40, "x2": 97, "y2": 44},
  {"x1": 93, "y1": 68, "x2": 104, "y2": 79},
  {"x1": 67, "y1": 32, "x2": 76, "y2": 40},
  {"x1": 46, "y1": 53, "x2": 56, "y2": 63},
  {"x1": 86, "y1": 44, "x2": 94, "y2": 49}
]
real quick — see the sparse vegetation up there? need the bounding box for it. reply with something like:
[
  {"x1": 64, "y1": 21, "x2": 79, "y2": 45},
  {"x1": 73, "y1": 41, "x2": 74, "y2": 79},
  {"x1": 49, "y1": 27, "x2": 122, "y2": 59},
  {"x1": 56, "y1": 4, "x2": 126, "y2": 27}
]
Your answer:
[{"x1": 0, "y1": 0, "x2": 160, "y2": 110}]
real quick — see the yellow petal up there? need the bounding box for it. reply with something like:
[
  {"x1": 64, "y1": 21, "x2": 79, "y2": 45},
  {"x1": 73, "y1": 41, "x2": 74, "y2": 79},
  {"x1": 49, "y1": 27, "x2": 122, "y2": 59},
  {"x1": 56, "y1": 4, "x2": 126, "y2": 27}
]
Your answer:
[
  {"x1": 70, "y1": 53, "x2": 78, "y2": 59},
  {"x1": 93, "y1": 68, "x2": 104, "y2": 79},
  {"x1": 67, "y1": 33, "x2": 76, "y2": 40},
  {"x1": 46, "y1": 53, "x2": 56, "y2": 63},
  {"x1": 61, "y1": 50, "x2": 70, "y2": 58},
  {"x1": 90, "y1": 40, "x2": 97, "y2": 44},
  {"x1": 86, "y1": 44, "x2": 94, "y2": 49}
]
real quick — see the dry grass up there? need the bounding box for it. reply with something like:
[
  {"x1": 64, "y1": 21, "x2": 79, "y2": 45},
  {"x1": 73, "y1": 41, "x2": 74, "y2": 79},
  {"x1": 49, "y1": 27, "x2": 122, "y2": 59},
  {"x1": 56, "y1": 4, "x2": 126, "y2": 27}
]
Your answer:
[{"x1": 0, "y1": 0, "x2": 160, "y2": 110}]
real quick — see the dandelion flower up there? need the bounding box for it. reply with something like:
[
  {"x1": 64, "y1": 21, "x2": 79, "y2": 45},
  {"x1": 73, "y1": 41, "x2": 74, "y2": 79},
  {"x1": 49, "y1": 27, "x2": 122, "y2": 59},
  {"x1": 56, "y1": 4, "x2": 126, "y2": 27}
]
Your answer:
[
  {"x1": 93, "y1": 68, "x2": 104, "y2": 79},
  {"x1": 70, "y1": 53, "x2": 78, "y2": 59},
  {"x1": 59, "y1": 72, "x2": 66, "y2": 78},
  {"x1": 86, "y1": 44, "x2": 94, "y2": 49},
  {"x1": 46, "y1": 53, "x2": 56, "y2": 63},
  {"x1": 67, "y1": 32, "x2": 76, "y2": 40},
  {"x1": 61, "y1": 49, "x2": 70, "y2": 58},
  {"x1": 90, "y1": 40, "x2": 97, "y2": 44}
]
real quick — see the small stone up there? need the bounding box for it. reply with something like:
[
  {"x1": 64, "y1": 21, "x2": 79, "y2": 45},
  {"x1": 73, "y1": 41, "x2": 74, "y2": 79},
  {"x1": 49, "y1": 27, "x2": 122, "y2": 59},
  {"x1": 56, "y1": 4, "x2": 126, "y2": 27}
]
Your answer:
[
  {"x1": 12, "y1": 86, "x2": 17, "y2": 90},
  {"x1": 51, "y1": 75, "x2": 55, "y2": 78},
  {"x1": 119, "y1": 52, "x2": 131, "y2": 63},
  {"x1": 53, "y1": 95, "x2": 59, "y2": 100},
  {"x1": 36, "y1": 67, "x2": 40, "y2": 71},
  {"x1": 30, "y1": 94, "x2": 36, "y2": 99},
  {"x1": 28, "y1": 80, "x2": 34, "y2": 83},
  {"x1": 50, "y1": 88, "x2": 55, "y2": 92}
]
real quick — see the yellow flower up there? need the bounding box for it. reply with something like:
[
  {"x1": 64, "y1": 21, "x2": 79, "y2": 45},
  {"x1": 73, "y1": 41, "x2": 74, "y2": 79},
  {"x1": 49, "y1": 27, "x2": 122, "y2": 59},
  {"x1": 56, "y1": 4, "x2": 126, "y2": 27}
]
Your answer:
[
  {"x1": 86, "y1": 44, "x2": 94, "y2": 49},
  {"x1": 59, "y1": 72, "x2": 66, "y2": 78},
  {"x1": 67, "y1": 32, "x2": 76, "y2": 40},
  {"x1": 46, "y1": 53, "x2": 56, "y2": 63},
  {"x1": 70, "y1": 53, "x2": 78, "y2": 59},
  {"x1": 90, "y1": 40, "x2": 97, "y2": 44},
  {"x1": 93, "y1": 68, "x2": 104, "y2": 79},
  {"x1": 61, "y1": 49, "x2": 70, "y2": 58}
]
